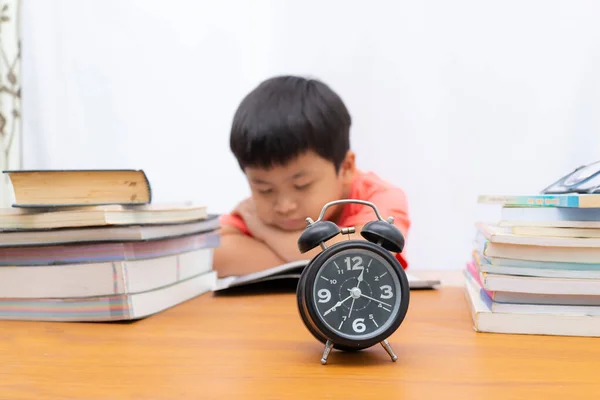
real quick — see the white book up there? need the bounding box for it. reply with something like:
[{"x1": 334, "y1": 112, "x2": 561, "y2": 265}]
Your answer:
[
  {"x1": 0, "y1": 248, "x2": 213, "y2": 298},
  {"x1": 474, "y1": 228, "x2": 600, "y2": 264},
  {"x1": 473, "y1": 247, "x2": 600, "y2": 279},
  {"x1": 0, "y1": 215, "x2": 219, "y2": 247},
  {"x1": 477, "y1": 222, "x2": 600, "y2": 248},
  {"x1": 464, "y1": 270, "x2": 600, "y2": 337},
  {"x1": 477, "y1": 260, "x2": 600, "y2": 279},
  {"x1": 467, "y1": 260, "x2": 600, "y2": 305},
  {"x1": 0, "y1": 203, "x2": 208, "y2": 230},
  {"x1": 510, "y1": 226, "x2": 600, "y2": 238},
  {"x1": 478, "y1": 270, "x2": 600, "y2": 296},
  {"x1": 0, "y1": 270, "x2": 217, "y2": 322},
  {"x1": 499, "y1": 207, "x2": 600, "y2": 228}
]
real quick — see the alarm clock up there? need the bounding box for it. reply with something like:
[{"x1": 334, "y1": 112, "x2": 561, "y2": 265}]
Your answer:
[{"x1": 296, "y1": 199, "x2": 410, "y2": 365}]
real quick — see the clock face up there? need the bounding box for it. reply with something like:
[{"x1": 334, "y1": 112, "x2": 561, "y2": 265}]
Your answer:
[{"x1": 311, "y1": 248, "x2": 402, "y2": 340}]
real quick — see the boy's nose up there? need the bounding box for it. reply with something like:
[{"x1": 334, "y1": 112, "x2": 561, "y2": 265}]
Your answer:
[{"x1": 274, "y1": 197, "x2": 297, "y2": 215}]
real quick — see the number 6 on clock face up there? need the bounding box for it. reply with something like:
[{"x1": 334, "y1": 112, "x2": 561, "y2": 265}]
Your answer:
[{"x1": 352, "y1": 318, "x2": 366, "y2": 333}]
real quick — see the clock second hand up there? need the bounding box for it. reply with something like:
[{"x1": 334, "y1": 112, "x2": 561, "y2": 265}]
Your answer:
[
  {"x1": 347, "y1": 297, "x2": 356, "y2": 318},
  {"x1": 347, "y1": 269, "x2": 364, "y2": 319},
  {"x1": 323, "y1": 295, "x2": 352, "y2": 316}
]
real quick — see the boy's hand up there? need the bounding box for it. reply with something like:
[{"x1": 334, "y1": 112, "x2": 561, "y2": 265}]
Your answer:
[
  {"x1": 232, "y1": 198, "x2": 273, "y2": 242},
  {"x1": 233, "y1": 198, "x2": 304, "y2": 261},
  {"x1": 233, "y1": 198, "x2": 363, "y2": 263}
]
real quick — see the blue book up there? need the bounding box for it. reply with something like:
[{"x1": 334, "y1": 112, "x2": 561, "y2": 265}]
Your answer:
[{"x1": 478, "y1": 193, "x2": 600, "y2": 208}]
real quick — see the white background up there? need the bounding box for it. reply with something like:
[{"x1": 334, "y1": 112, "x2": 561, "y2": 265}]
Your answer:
[{"x1": 20, "y1": 0, "x2": 600, "y2": 270}]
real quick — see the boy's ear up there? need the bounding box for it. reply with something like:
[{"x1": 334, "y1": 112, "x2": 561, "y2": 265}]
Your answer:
[{"x1": 340, "y1": 150, "x2": 356, "y2": 184}]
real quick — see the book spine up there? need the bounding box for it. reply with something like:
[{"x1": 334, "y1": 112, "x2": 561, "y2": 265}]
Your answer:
[
  {"x1": 479, "y1": 194, "x2": 581, "y2": 208},
  {"x1": 112, "y1": 262, "x2": 127, "y2": 294},
  {"x1": 140, "y1": 170, "x2": 152, "y2": 204}
]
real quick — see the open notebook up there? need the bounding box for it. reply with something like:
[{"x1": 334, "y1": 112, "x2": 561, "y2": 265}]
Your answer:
[{"x1": 215, "y1": 259, "x2": 440, "y2": 292}]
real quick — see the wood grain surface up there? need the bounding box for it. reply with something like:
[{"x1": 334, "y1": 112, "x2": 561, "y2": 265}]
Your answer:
[{"x1": 1, "y1": 285, "x2": 600, "y2": 399}]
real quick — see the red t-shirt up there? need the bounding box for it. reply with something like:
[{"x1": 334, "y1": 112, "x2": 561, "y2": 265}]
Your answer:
[{"x1": 219, "y1": 169, "x2": 411, "y2": 269}]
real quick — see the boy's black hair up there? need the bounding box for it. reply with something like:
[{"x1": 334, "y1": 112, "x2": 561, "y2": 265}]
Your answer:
[{"x1": 230, "y1": 75, "x2": 351, "y2": 172}]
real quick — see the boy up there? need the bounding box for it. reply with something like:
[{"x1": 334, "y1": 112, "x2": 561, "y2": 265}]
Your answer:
[{"x1": 213, "y1": 75, "x2": 410, "y2": 277}]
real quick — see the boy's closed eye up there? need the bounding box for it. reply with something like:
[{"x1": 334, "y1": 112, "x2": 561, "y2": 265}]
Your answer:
[
  {"x1": 257, "y1": 187, "x2": 273, "y2": 195},
  {"x1": 257, "y1": 183, "x2": 310, "y2": 194},
  {"x1": 294, "y1": 182, "x2": 312, "y2": 191}
]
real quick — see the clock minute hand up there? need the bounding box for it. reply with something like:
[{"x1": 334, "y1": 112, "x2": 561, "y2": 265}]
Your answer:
[
  {"x1": 323, "y1": 295, "x2": 352, "y2": 316},
  {"x1": 347, "y1": 270, "x2": 363, "y2": 319}
]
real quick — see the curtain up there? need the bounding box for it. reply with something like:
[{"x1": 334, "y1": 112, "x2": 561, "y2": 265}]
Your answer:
[{"x1": 0, "y1": 0, "x2": 21, "y2": 207}]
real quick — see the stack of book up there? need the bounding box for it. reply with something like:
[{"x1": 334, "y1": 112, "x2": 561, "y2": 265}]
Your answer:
[
  {"x1": 464, "y1": 193, "x2": 600, "y2": 337},
  {"x1": 0, "y1": 169, "x2": 220, "y2": 321}
]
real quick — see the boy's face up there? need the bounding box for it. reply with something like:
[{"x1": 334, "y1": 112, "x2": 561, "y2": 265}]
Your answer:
[{"x1": 244, "y1": 150, "x2": 356, "y2": 231}]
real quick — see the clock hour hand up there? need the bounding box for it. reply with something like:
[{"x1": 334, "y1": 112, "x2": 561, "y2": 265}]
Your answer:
[
  {"x1": 356, "y1": 259, "x2": 370, "y2": 289},
  {"x1": 323, "y1": 295, "x2": 352, "y2": 316},
  {"x1": 357, "y1": 269, "x2": 364, "y2": 287}
]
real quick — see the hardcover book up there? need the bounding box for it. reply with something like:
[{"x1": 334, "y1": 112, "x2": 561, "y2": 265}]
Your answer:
[{"x1": 3, "y1": 169, "x2": 152, "y2": 207}]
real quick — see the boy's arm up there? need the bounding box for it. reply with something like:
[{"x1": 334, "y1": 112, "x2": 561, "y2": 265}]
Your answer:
[
  {"x1": 212, "y1": 225, "x2": 286, "y2": 277},
  {"x1": 260, "y1": 225, "x2": 366, "y2": 263},
  {"x1": 254, "y1": 189, "x2": 410, "y2": 264},
  {"x1": 231, "y1": 198, "x2": 367, "y2": 263}
]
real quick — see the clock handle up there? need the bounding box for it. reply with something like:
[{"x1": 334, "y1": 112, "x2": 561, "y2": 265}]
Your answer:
[
  {"x1": 300, "y1": 199, "x2": 403, "y2": 254},
  {"x1": 312, "y1": 199, "x2": 393, "y2": 224}
]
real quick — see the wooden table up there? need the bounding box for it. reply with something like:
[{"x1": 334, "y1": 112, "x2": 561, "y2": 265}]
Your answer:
[{"x1": 1, "y1": 275, "x2": 600, "y2": 399}]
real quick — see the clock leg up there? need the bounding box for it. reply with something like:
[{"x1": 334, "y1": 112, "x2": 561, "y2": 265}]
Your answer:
[
  {"x1": 380, "y1": 340, "x2": 398, "y2": 362},
  {"x1": 320, "y1": 340, "x2": 335, "y2": 365}
]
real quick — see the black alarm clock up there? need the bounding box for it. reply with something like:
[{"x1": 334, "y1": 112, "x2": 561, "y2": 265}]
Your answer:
[{"x1": 296, "y1": 199, "x2": 410, "y2": 365}]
